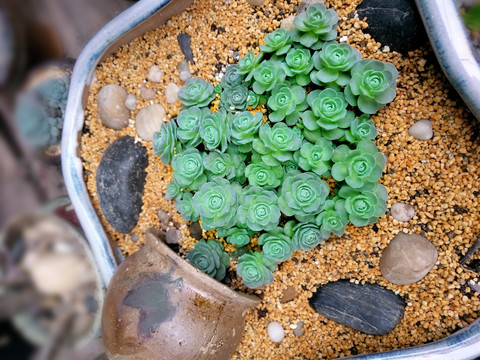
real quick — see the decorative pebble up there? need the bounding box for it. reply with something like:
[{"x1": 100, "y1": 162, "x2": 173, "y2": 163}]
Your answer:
[
  {"x1": 280, "y1": 15, "x2": 295, "y2": 31},
  {"x1": 96, "y1": 136, "x2": 148, "y2": 233},
  {"x1": 280, "y1": 285, "x2": 298, "y2": 303},
  {"x1": 408, "y1": 119, "x2": 433, "y2": 140},
  {"x1": 165, "y1": 83, "x2": 180, "y2": 104},
  {"x1": 177, "y1": 33, "x2": 194, "y2": 62},
  {"x1": 157, "y1": 208, "x2": 170, "y2": 225},
  {"x1": 140, "y1": 84, "x2": 156, "y2": 100},
  {"x1": 390, "y1": 202, "x2": 415, "y2": 222},
  {"x1": 292, "y1": 320, "x2": 305, "y2": 337},
  {"x1": 380, "y1": 232, "x2": 438, "y2": 285},
  {"x1": 178, "y1": 60, "x2": 192, "y2": 82},
  {"x1": 97, "y1": 84, "x2": 130, "y2": 130},
  {"x1": 147, "y1": 65, "x2": 162, "y2": 83},
  {"x1": 246, "y1": 0, "x2": 265, "y2": 6},
  {"x1": 309, "y1": 280, "x2": 405, "y2": 335},
  {"x1": 189, "y1": 221, "x2": 203, "y2": 240},
  {"x1": 135, "y1": 104, "x2": 166, "y2": 141},
  {"x1": 125, "y1": 94, "x2": 137, "y2": 111},
  {"x1": 267, "y1": 322, "x2": 285, "y2": 343},
  {"x1": 166, "y1": 228, "x2": 182, "y2": 244},
  {"x1": 179, "y1": 70, "x2": 192, "y2": 82},
  {"x1": 356, "y1": 0, "x2": 427, "y2": 54}
]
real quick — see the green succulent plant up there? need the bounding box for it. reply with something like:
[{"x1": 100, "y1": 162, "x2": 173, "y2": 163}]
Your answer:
[
  {"x1": 331, "y1": 139, "x2": 386, "y2": 188},
  {"x1": 203, "y1": 151, "x2": 237, "y2": 180},
  {"x1": 315, "y1": 197, "x2": 348, "y2": 238},
  {"x1": 221, "y1": 64, "x2": 245, "y2": 89},
  {"x1": 267, "y1": 84, "x2": 306, "y2": 125},
  {"x1": 153, "y1": 119, "x2": 180, "y2": 165},
  {"x1": 342, "y1": 114, "x2": 377, "y2": 144},
  {"x1": 236, "y1": 251, "x2": 277, "y2": 289},
  {"x1": 237, "y1": 186, "x2": 281, "y2": 232},
  {"x1": 252, "y1": 60, "x2": 286, "y2": 95},
  {"x1": 260, "y1": 28, "x2": 293, "y2": 56},
  {"x1": 294, "y1": 138, "x2": 334, "y2": 176},
  {"x1": 192, "y1": 177, "x2": 238, "y2": 230},
  {"x1": 344, "y1": 59, "x2": 398, "y2": 114},
  {"x1": 290, "y1": 3, "x2": 338, "y2": 50},
  {"x1": 245, "y1": 159, "x2": 284, "y2": 189},
  {"x1": 338, "y1": 182, "x2": 388, "y2": 226},
  {"x1": 238, "y1": 51, "x2": 263, "y2": 82},
  {"x1": 165, "y1": 178, "x2": 181, "y2": 200},
  {"x1": 171, "y1": 148, "x2": 207, "y2": 190},
  {"x1": 175, "y1": 191, "x2": 200, "y2": 222},
  {"x1": 219, "y1": 84, "x2": 249, "y2": 112},
  {"x1": 186, "y1": 239, "x2": 230, "y2": 281},
  {"x1": 200, "y1": 108, "x2": 230, "y2": 152},
  {"x1": 230, "y1": 111, "x2": 263, "y2": 152},
  {"x1": 176, "y1": 106, "x2": 210, "y2": 148},
  {"x1": 292, "y1": 222, "x2": 324, "y2": 251},
  {"x1": 278, "y1": 172, "x2": 330, "y2": 223},
  {"x1": 283, "y1": 46, "x2": 314, "y2": 86},
  {"x1": 225, "y1": 227, "x2": 252, "y2": 247},
  {"x1": 310, "y1": 41, "x2": 362, "y2": 87},
  {"x1": 258, "y1": 228, "x2": 294, "y2": 263},
  {"x1": 177, "y1": 78, "x2": 216, "y2": 108},
  {"x1": 252, "y1": 122, "x2": 302, "y2": 166}
]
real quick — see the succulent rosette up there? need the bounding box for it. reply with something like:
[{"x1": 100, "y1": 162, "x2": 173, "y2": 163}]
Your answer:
[
  {"x1": 175, "y1": 191, "x2": 200, "y2": 222},
  {"x1": 237, "y1": 186, "x2": 281, "y2": 232},
  {"x1": 252, "y1": 123, "x2": 302, "y2": 166},
  {"x1": 203, "y1": 151, "x2": 237, "y2": 180},
  {"x1": 165, "y1": 178, "x2": 181, "y2": 200},
  {"x1": 283, "y1": 47, "x2": 314, "y2": 86},
  {"x1": 238, "y1": 51, "x2": 263, "y2": 79},
  {"x1": 186, "y1": 239, "x2": 230, "y2": 281},
  {"x1": 292, "y1": 222, "x2": 324, "y2": 251},
  {"x1": 344, "y1": 59, "x2": 398, "y2": 114},
  {"x1": 192, "y1": 177, "x2": 238, "y2": 230},
  {"x1": 225, "y1": 227, "x2": 252, "y2": 247},
  {"x1": 237, "y1": 251, "x2": 277, "y2": 289},
  {"x1": 219, "y1": 84, "x2": 249, "y2": 112},
  {"x1": 230, "y1": 111, "x2": 263, "y2": 152},
  {"x1": 291, "y1": 3, "x2": 338, "y2": 50},
  {"x1": 260, "y1": 28, "x2": 293, "y2": 55},
  {"x1": 338, "y1": 182, "x2": 388, "y2": 226},
  {"x1": 283, "y1": 160, "x2": 300, "y2": 173},
  {"x1": 267, "y1": 84, "x2": 307, "y2": 125},
  {"x1": 342, "y1": 114, "x2": 377, "y2": 144},
  {"x1": 258, "y1": 228, "x2": 294, "y2": 262},
  {"x1": 252, "y1": 60, "x2": 286, "y2": 95},
  {"x1": 278, "y1": 172, "x2": 329, "y2": 223},
  {"x1": 302, "y1": 88, "x2": 355, "y2": 133},
  {"x1": 331, "y1": 139, "x2": 386, "y2": 188},
  {"x1": 221, "y1": 64, "x2": 244, "y2": 89},
  {"x1": 311, "y1": 41, "x2": 362, "y2": 86},
  {"x1": 199, "y1": 109, "x2": 230, "y2": 152},
  {"x1": 153, "y1": 119, "x2": 179, "y2": 165},
  {"x1": 245, "y1": 159, "x2": 284, "y2": 189},
  {"x1": 294, "y1": 138, "x2": 334, "y2": 176},
  {"x1": 178, "y1": 78, "x2": 216, "y2": 108},
  {"x1": 171, "y1": 148, "x2": 207, "y2": 190},
  {"x1": 315, "y1": 197, "x2": 348, "y2": 238},
  {"x1": 176, "y1": 106, "x2": 210, "y2": 148}
]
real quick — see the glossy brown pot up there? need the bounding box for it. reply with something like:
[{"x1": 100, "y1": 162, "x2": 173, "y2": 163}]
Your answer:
[{"x1": 102, "y1": 229, "x2": 260, "y2": 360}]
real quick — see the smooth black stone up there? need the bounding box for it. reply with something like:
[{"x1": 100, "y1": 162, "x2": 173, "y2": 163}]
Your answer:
[
  {"x1": 96, "y1": 136, "x2": 148, "y2": 233},
  {"x1": 177, "y1": 33, "x2": 194, "y2": 62},
  {"x1": 309, "y1": 279, "x2": 405, "y2": 335},
  {"x1": 356, "y1": 0, "x2": 428, "y2": 54}
]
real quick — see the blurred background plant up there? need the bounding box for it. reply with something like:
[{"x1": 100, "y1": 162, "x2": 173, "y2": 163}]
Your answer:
[{"x1": 460, "y1": 0, "x2": 480, "y2": 60}]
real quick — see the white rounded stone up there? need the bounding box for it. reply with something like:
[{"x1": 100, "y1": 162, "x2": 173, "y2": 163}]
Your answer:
[
  {"x1": 280, "y1": 15, "x2": 296, "y2": 31},
  {"x1": 391, "y1": 202, "x2": 415, "y2": 222},
  {"x1": 408, "y1": 119, "x2": 433, "y2": 140},
  {"x1": 267, "y1": 321, "x2": 285, "y2": 343},
  {"x1": 97, "y1": 84, "x2": 130, "y2": 130},
  {"x1": 179, "y1": 70, "x2": 192, "y2": 82},
  {"x1": 165, "y1": 83, "x2": 180, "y2": 104},
  {"x1": 147, "y1": 65, "x2": 162, "y2": 83},
  {"x1": 135, "y1": 104, "x2": 166, "y2": 141},
  {"x1": 125, "y1": 94, "x2": 138, "y2": 111}
]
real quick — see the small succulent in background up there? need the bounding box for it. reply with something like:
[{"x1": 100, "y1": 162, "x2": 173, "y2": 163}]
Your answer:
[
  {"x1": 260, "y1": 28, "x2": 293, "y2": 56},
  {"x1": 292, "y1": 222, "x2": 324, "y2": 251},
  {"x1": 252, "y1": 60, "x2": 286, "y2": 95},
  {"x1": 186, "y1": 239, "x2": 230, "y2": 281},
  {"x1": 225, "y1": 227, "x2": 253, "y2": 247},
  {"x1": 253, "y1": 123, "x2": 302, "y2": 166},
  {"x1": 15, "y1": 74, "x2": 70, "y2": 151},
  {"x1": 315, "y1": 197, "x2": 349, "y2": 238},
  {"x1": 238, "y1": 51, "x2": 263, "y2": 82},
  {"x1": 171, "y1": 148, "x2": 206, "y2": 190},
  {"x1": 175, "y1": 192, "x2": 199, "y2": 222},
  {"x1": 176, "y1": 106, "x2": 209, "y2": 148},
  {"x1": 219, "y1": 84, "x2": 249, "y2": 112},
  {"x1": 237, "y1": 186, "x2": 281, "y2": 232},
  {"x1": 294, "y1": 137, "x2": 334, "y2": 176}
]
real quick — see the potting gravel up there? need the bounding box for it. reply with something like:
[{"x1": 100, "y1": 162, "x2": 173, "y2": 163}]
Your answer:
[{"x1": 81, "y1": 0, "x2": 480, "y2": 358}]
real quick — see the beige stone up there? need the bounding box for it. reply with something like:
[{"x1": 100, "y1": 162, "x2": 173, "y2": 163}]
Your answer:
[
  {"x1": 97, "y1": 84, "x2": 130, "y2": 129},
  {"x1": 135, "y1": 104, "x2": 166, "y2": 141}
]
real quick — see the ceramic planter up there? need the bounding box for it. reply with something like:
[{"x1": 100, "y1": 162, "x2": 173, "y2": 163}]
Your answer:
[{"x1": 61, "y1": 0, "x2": 480, "y2": 359}]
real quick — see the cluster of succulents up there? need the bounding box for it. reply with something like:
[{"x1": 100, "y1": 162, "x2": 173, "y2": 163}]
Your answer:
[
  {"x1": 14, "y1": 74, "x2": 70, "y2": 151},
  {"x1": 153, "y1": 3, "x2": 397, "y2": 289}
]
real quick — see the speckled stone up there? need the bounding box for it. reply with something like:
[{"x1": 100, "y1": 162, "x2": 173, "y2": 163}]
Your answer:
[
  {"x1": 390, "y1": 202, "x2": 415, "y2": 222},
  {"x1": 97, "y1": 84, "x2": 130, "y2": 130},
  {"x1": 380, "y1": 232, "x2": 438, "y2": 285},
  {"x1": 96, "y1": 136, "x2": 148, "y2": 233},
  {"x1": 309, "y1": 280, "x2": 405, "y2": 335},
  {"x1": 135, "y1": 104, "x2": 165, "y2": 141}
]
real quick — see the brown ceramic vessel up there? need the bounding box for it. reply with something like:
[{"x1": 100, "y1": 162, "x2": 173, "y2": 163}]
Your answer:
[{"x1": 102, "y1": 228, "x2": 260, "y2": 360}]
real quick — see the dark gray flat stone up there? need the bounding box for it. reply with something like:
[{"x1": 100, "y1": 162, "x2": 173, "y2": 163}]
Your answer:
[
  {"x1": 309, "y1": 279, "x2": 405, "y2": 335},
  {"x1": 177, "y1": 33, "x2": 194, "y2": 62},
  {"x1": 356, "y1": 0, "x2": 427, "y2": 54},
  {"x1": 96, "y1": 136, "x2": 148, "y2": 233}
]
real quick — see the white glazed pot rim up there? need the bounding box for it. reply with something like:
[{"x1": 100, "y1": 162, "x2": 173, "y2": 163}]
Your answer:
[{"x1": 61, "y1": 0, "x2": 480, "y2": 359}]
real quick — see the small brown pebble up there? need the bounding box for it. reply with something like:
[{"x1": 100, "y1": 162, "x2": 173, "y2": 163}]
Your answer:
[
  {"x1": 166, "y1": 228, "x2": 182, "y2": 244},
  {"x1": 280, "y1": 285, "x2": 298, "y2": 303},
  {"x1": 140, "y1": 84, "x2": 156, "y2": 100},
  {"x1": 189, "y1": 221, "x2": 203, "y2": 240}
]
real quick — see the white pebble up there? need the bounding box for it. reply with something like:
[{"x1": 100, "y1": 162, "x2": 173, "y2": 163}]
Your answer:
[
  {"x1": 147, "y1": 65, "x2": 162, "y2": 83},
  {"x1": 165, "y1": 83, "x2": 180, "y2": 104},
  {"x1": 382, "y1": 45, "x2": 391, "y2": 53},
  {"x1": 408, "y1": 119, "x2": 433, "y2": 140},
  {"x1": 177, "y1": 60, "x2": 190, "y2": 73},
  {"x1": 135, "y1": 104, "x2": 166, "y2": 141},
  {"x1": 339, "y1": 35, "x2": 348, "y2": 43},
  {"x1": 390, "y1": 203, "x2": 415, "y2": 222},
  {"x1": 179, "y1": 70, "x2": 192, "y2": 82},
  {"x1": 280, "y1": 15, "x2": 296, "y2": 31},
  {"x1": 267, "y1": 321, "x2": 285, "y2": 343},
  {"x1": 125, "y1": 94, "x2": 137, "y2": 110},
  {"x1": 246, "y1": 0, "x2": 264, "y2": 5}
]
